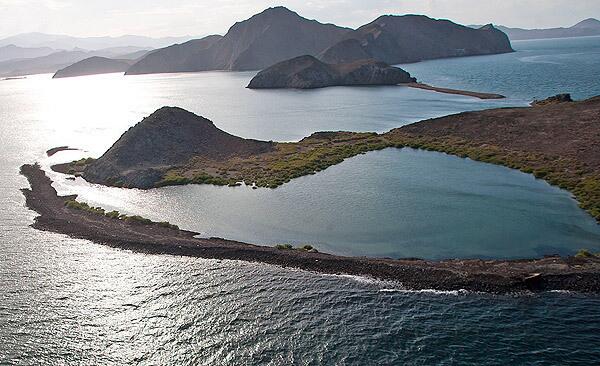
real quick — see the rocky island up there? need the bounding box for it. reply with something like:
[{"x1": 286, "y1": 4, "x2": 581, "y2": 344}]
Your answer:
[
  {"x1": 247, "y1": 55, "x2": 416, "y2": 89},
  {"x1": 53, "y1": 56, "x2": 132, "y2": 78}
]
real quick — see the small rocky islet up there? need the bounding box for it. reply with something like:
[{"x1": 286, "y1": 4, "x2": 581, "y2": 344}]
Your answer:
[
  {"x1": 53, "y1": 56, "x2": 133, "y2": 78},
  {"x1": 247, "y1": 55, "x2": 416, "y2": 89}
]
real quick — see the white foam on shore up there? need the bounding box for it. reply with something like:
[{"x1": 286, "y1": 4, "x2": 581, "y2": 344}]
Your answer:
[{"x1": 379, "y1": 288, "x2": 470, "y2": 296}]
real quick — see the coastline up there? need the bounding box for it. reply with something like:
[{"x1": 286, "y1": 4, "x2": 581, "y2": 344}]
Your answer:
[
  {"x1": 21, "y1": 163, "x2": 600, "y2": 293},
  {"x1": 52, "y1": 95, "x2": 600, "y2": 223},
  {"x1": 406, "y1": 82, "x2": 506, "y2": 99}
]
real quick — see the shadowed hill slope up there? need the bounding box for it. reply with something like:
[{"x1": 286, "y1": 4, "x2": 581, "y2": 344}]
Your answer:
[
  {"x1": 126, "y1": 7, "x2": 350, "y2": 74},
  {"x1": 320, "y1": 15, "x2": 513, "y2": 64},
  {"x1": 53, "y1": 56, "x2": 132, "y2": 78},
  {"x1": 393, "y1": 95, "x2": 600, "y2": 171},
  {"x1": 82, "y1": 107, "x2": 275, "y2": 188},
  {"x1": 247, "y1": 55, "x2": 415, "y2": 89}
]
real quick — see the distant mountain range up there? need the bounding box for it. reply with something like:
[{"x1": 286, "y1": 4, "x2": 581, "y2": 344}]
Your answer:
[
  {"x1": 0, "y1": 47, "x2": 149, "y2": 77},
  {"x1": 126, "y1": 7, "x2": 512, "y2": 75},
  {"x1": 2, "y1": 7, "x2": 517, "y2": 78},
  {"x1": 471, "y1": 18, "x2": 600, "y2": 40},
  {"x1": 0, "y1": 32, "x2": 197, "y2": 51},
  {"x1": 0, "y1": 44, "x2": 55, "y2": 62}
]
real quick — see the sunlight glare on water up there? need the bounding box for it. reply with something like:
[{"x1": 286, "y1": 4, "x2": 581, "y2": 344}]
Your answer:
[{"x1": 2, "y1": 37, "x2": 600, "y2": 365}]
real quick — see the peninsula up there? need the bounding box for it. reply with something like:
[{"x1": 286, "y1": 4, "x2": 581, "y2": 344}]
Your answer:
[
  {"x1": 53, "y1": 94, "x2": 600, "y2": 223},
  {"x1": 21, "y1": 163, "x2": 600, "y2": 293}
]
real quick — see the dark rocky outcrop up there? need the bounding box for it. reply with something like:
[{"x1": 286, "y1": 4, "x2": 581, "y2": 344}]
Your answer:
[
  {"x1": 126, "y1": 7, "x2": 350, "y2": 74},
  {"x1": 247, "y1": 55, "x2": 415, "y2": 89},
  {"x1": 83, "y1": 107, "x2": 274, "y2": 188},
  {"x1": 52, "y1": 56, "x2": 132, "y2": 78},
  {"x1": 531, "y1": 93, "x2": 573, "y2": 106},
  {"x1": 320, "y1": 16, "x2": 513, "y2": 65}
]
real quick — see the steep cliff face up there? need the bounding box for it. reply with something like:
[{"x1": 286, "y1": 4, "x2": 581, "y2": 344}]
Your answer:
[
  {"x1": 83, "y1": 107, "x2": 274, "y2": 188},
  {"x1": 126, "y1": 7, "x2": 350, "y2": 75},
  {"x1": 247, "y1": 55, "x2": 416, "y2": 89},
  {"x1": 320, "y1": 16, "x2": 513, "y2": 65}
]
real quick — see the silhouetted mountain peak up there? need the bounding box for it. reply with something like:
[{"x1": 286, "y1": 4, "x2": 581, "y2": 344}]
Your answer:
[{"x1": 572, "y1": 18, "x2": 600, "y2": 29}]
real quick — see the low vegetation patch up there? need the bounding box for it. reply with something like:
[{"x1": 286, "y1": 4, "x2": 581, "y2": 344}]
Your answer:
[
  {"x1": 64, "y1": 199, "x2": 179, "y2": 230},
  {"x1": 159, "y1": 132, "x2": 391, "y2": 189},
  {"x1": 275, "y1": 243, "x2": 318, "y2": 252},
  {"x1": 575, "y1": 249, "x2": 599, "y2": 258},
  {"x1": 154, "y1": 130, "x2": 600, "y2": 223},
  {"x1": 385, "y1": 131, "x2": 600, "y2": 223},
  {"x1": 57, "y1": 123, "x2": 600, "y2": 224}
]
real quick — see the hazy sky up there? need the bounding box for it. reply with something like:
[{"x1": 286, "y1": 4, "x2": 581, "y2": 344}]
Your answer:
[{"x1": 1, "y1": 0, "x2": 599, "y2": 38}]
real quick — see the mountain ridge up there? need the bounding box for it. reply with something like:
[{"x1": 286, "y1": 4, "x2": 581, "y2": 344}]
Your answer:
[
  {"x1": 0, "y1": 32, "x2": 197, "y2": 50},
  {"x1": 126, "y1": 7, "x2": 351, "y2": 74},
  {"x1": 127, "y1": 7, "x2": 512, "y2": 75},
  {"x1": 320, "y1": 15, "x2": 513, "y2": 65},
  {"x1": 470, "y1": 18, "x2": 600, "y2": 40}
]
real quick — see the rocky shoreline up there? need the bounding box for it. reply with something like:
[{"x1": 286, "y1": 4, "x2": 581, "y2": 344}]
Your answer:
[{"x1": 21, "y1": 163, "x2": 600, "y2": 293}]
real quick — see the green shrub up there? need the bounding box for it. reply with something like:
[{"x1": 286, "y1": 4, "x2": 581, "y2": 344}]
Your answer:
[
  {"x1": 575, "y1": 249, "x2": 594, "y2": 258},
  {"x1": 74, "y1": 157, "x2": 95, "y2": 166},
  {"x1": 275, "y1": 244, "x2": 293, "y2": 250},
  {"x1": 123, "y1": 215, "x2": 153, "y2": 225},
  {"x1": 157, "y1": 221, "x2": 179, "y2": 230},
  {"x1": 105, "y1": 210, "x2": 120, "y2": 219}
]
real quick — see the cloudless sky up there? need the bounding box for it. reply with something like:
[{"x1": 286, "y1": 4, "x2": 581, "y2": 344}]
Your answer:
[{"x1": 1, "y1": 0, "x2": 599, "y2": 38}]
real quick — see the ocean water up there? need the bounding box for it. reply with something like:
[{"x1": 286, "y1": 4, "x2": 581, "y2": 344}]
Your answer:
[{"x1": 1, "y1": 37, "x2": 600, "y2": 364}]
